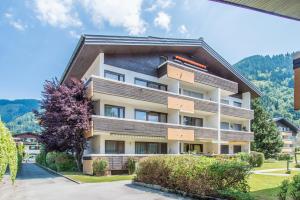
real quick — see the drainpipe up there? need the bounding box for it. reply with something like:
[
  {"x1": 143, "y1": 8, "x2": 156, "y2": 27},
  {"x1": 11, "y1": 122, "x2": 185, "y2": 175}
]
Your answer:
[{"x1": 294, "y1": 52, "x2": 300, "y2": 110}]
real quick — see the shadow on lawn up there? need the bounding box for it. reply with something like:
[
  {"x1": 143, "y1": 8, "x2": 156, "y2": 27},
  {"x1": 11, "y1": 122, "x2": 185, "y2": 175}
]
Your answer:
[{"x1": 250, "y1": 186, "x2": 280, "y2": 200}]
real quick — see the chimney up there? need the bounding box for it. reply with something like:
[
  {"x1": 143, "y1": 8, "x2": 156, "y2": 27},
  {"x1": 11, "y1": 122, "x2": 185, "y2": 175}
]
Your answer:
[{"x1": 294, "y1": 52, "x2": 300, "y2": 110}]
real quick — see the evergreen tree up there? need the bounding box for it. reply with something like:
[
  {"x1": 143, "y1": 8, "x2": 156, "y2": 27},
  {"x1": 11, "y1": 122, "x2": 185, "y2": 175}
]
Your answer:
[{"x1": 251, "y1": 99, "x2": 283, "y2": 159}]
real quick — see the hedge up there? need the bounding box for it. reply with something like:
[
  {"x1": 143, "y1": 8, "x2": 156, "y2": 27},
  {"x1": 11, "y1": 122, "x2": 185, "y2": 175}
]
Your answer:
[
  {"x1": 238, "y1": 151, "x2": 264, "y2": 167},
  {"x1": 135, "y1": 155, "x2": 252, "y2": 199}
]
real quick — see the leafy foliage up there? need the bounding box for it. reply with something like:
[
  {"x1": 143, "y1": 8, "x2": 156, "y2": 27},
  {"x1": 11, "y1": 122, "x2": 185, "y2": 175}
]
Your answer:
[
  {"x1": 290, "y1": 175, "x2": 300, "y2": 200},
  {"x1": 278, "y1": 179, "x2": 290, "y2": 200},
  {"x1": 238, "y1": 152, "x2": 264, "y2": 167},
  {"x1": 251, "y1": 99, "x2": 283, "y2": 159},
  {"x1": 35, "y1": 78, "x2": 92, "y2": 171},
  {"x1": 0, "y1": 121, "x2": 18, "y2": 183},
  {"x1": 93, "y1": 159, "x2": 108, "y2": 176},
  {"x1": 135, "y1": 155, "x2": 252, "y2": 198},
  {"x1": 7, "y1": 112, "x2": 42, "y2": 134},
  {"x1": 127, "y1": 157, "x2": 136, "y2": 175},
  {"x1": 234, "y1": 54, "x2": 300, "y2": 126}
]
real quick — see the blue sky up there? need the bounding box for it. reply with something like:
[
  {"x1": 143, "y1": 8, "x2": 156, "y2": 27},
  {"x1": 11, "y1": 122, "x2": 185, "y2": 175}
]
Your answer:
[{"x1": 0, "y1": 0, "x2": 300, "y2": 99}]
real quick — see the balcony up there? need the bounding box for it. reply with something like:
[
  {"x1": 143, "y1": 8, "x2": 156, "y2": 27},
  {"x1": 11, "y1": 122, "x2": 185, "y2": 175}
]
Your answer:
[
  {"x1": 88, "y1": 76, "x2": 218, "y2": 114},
  {"x1": 221, "y1": 104, "x2": 254, "y2": 120},
  {"x1": 158, "y1": 61, "x2": 238, "y2": 93},
  {"x1": 91, "y1": 115, "x2": 218, "y2": 141},
  {"x1": 221, "y1": 130, "x2": 254, "y2": 142}
]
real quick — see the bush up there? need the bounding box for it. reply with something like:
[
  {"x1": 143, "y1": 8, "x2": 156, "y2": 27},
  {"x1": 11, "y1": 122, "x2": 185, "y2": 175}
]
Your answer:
[
  {"x1": 16, "y1": 143, "x2": 24, "y2": 171},
  {"x1": 93, "y1": 158, "x2": 108, "y2": 176},
  {"x1": 127, "y1": 157, "x2": 136, "y2": 175},
  {"x1": 278, "y1": 179, "x2": 290, "y2": 200},
  {"x1": 36, "y1": 150, "x2": 47, "y2": 166},
  {"x1": 290, "y1": 175, "x2": 300, "y2": 200},
  {"x1": 135, "y1": 155, "x2": 252, "y2": 198},
  {"x1": 55, "y1": 152, "x2": 77, "y2": 172},
  {"x1": 295, "y1": 164, "x2": 300, "y2": 168},
  {"x1": 218, "y1": 188, "x2": 254, "y2": 200},
  {"x1": 277, "y1": 153, "x2": 293, "y2": 161},
  {"x1": 238, "y1": 151, "x2": 264, "y2": 167},
  {"x1": 46, "y1": 152, "x2": 57, "y2": 171}
]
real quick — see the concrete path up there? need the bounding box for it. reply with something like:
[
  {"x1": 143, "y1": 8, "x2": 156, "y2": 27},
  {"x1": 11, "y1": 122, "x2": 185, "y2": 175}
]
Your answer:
[
  {"x1": 0, "y1": 163, "x2": 189, "y2": 200},
  {"x1": 253, "y1": 168, "x2": 300, "y2": 177}
]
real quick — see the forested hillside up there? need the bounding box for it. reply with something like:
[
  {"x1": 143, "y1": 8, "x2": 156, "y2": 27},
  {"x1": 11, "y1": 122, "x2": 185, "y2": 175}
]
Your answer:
[
  {"x1": 234, "y1": 53, "x2": 300, "y2": 126},
  {"x1": 0, "y1": 99, "x2": 41, "y2": 134}
]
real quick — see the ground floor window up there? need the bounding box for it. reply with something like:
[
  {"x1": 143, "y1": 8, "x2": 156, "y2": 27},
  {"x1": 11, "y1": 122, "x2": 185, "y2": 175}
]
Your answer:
[
  {"x1": 105, "y1": 140, "x2": 125, "y2": 154},
  {"x1": 183, "y1": 143, "x2": 203, "y2": 154},
  {"x1": 233, "y1": 145, "x2": 242, "y2": 154},
  {"x1": 135, "y1": 142, "x2": 167, "y2": 154},
  {"x1": 221, "y1": 145, "x2": 229, "y2": 154}
]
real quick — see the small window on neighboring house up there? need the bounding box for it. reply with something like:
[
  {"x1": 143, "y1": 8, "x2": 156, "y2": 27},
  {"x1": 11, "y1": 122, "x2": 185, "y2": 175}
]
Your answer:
[
  {"x1": 104, "y1": 105, "x2": 125, "y2": 118},
  {"x1": 221, "y1": 145, "x2": 229, "y2": 154},
  {"x1": 221, "y1": 99, "x2": 230, "y2": 104},
  {"x1": 104, "y1": 70, "x2": 125, "y2": 82},
  {"x1": 221, "y1": 122, "x2": 230, "y2": 130},
  {"x1": 233, "y1": 101, "x2": 242, "y2": 107}
]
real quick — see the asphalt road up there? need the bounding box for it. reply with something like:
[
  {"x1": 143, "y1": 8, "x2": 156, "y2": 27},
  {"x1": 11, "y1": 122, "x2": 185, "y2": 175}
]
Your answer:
[{"x1": 0, "y1": 163, "x2": 189, "y2": 200}]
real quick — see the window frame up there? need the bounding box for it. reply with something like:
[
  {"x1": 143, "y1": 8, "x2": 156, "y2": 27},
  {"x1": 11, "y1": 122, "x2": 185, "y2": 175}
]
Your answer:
[
  {"x1": 233, "y1": 101, "x2": 242, "y2": 107},
  {"x1": 135, "y1": 142, "x2": 167, "y2": 154},
  {"x1": 134, "y1": 78, "x2": 168, "y2": 91},
  {"x1": 221, "y1": 145, "x2": 229, "y2": 154},
  {"x1": 105, "y1": 140, "x2": 125, "y2": 154},
  {"x1": 134, "y1": 109, "x2": 167, "y2": 123},
  {"x1": 181, "y1": 89, "x2": 204, "y2": 99},
  {"x1": 183, "y1": 116, "x2": 203, "y2": 127},
  {"x1": 104, "y1": 104, "x2": 125, "y2": 118},
  {"x1": 104, "y1": 70, "x2": 125, "y2": 82}
]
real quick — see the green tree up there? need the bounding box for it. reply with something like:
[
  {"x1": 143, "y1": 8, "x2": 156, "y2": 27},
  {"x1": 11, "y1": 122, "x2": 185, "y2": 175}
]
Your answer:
[
  {"x1": 251, "y1": 99, "x2": 283, "y2": 159},
  {"x1": 0, "y1": 120, "x2": 18, "y2": 183}
]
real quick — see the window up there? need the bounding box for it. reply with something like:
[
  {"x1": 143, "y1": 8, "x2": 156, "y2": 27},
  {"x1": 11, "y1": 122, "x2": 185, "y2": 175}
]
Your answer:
[
  {"x1": 135, "y1": 142, "x2": 167, "y2": 154},
  {"x1": 134, "y1": 78, "x2": 167, "y2": 91},
  {"x1": 232, "y1": 123, "x2": 242, "y2": 131},
  {"x1": 221, "y1": 122, "x2": 230, "y2": 130},
  {"x1": 233, "y1": 145, "x2": 242, "y2": 154},
  {"x1": 183, "y1": 116, "x2": 203, "y2": 127},
  {"x1": 135, "y1": 110, "x2": 167, "y2": 123},
  {"x1": 104, "y1": 70, "x2": 125, "y2": 82},
  {"x1": 221, "y1": 145, "x2": 229, "y2": 154},
  {"x1": 184, "y1": 144, "x2": 203, "y2": 154},
  {"x1": 221, "y1": 99, "x2": 229, "y2": 104},
  {"x1": 29, "y1": 146, "x2": 39, "y2": 150},
  {"x1": 181, "y1": 89, "x2": 203, "y2": 99},
  {"x1": 233, "y1": 101, "x2": 242, "y2": 107},
  {"x1": 105, "y1": 140, "x2": 125, "y2": 154},
  {"x1": 104, "y1": 105, "x2": 125, "y2": 118}
]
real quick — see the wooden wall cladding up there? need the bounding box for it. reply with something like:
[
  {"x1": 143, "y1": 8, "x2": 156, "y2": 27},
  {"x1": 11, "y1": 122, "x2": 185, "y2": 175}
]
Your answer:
[
  {"x1": 167, "y1": 128, "x2": 194, "y2": 141},
  {"x1": 83, "y1": 160, "x2": 93, "y2": 175},
  {"x1": 167, "y1": 64, "x2": 194, "y2": 84},
  {"x1": 168, "y1": 96, "x2": 194, "y2": 113}
]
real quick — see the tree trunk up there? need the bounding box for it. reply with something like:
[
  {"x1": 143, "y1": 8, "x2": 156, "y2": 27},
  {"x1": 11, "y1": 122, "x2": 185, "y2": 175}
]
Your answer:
[{"x1": 74, "y1": 145, "x2": 84, "y2": 171}]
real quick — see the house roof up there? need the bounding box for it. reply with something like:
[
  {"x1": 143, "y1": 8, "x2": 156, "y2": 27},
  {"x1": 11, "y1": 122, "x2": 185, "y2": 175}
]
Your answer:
[
  {"x1": 61, "y1": 34, "x2": 262, "y2": 97},
  {"x1": 12, "y1": 132, "x2": 40, "y2": 138},
  {"x1": 210, "y1": 0, "x2": 300, "y2": 21},
  {"x1": 273, "y1": 117, "x2": 299, "y2": 133}
]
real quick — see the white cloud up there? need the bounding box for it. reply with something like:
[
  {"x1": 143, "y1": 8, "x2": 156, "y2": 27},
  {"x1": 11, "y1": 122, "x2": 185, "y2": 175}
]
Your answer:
[
  {"x1": 4, "y1": 12, "x2": 27, "y2": 31},
  {"x1": 178, "y1": 25, "x2": 188, "y2": 34},
  {"x1": 81, "y1": 0, "x2": 146, "y2": 35},
  {"x1": 154, "y1": 11, "x2": 171, "y2": 31},
  {"x1": 146, "y1": 0, "x2": 174, "y2": 11},
  {"x1": 34, "y1": 0, "x2": 82, "y2": 28},
  {"x1": 69, "y1": 30, "x2": 80, "y2": 39}
]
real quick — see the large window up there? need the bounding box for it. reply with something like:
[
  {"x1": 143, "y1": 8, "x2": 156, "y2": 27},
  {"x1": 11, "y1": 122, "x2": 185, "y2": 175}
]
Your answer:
[
  {"x1": 183, "y1": 116, "x2": 203, "y2": 127},
  {"x1": 134, "y1": 78, "x2": 167, "y2": 91},
  {"x1": 221, "y1": 122, "x2": 230, "y2": 130},
  {"x1": 183, "y1": 143, "x2": 203, "y2": 154},
  {"x1": 221, "y1": 99, "x2": 230, "y2": 104},
  {"x1": 104, "y1": 105, "x2": 125, "y2": 118},
  {"x1": 233, "y1": 145, "x2": 242, "y2": 154},
  {"x1": 135, "y1": 142, "x2": 167, "y2": 154},
  {"x1": 232, "y1": 123, "x2": 242, "y2": 131},
  {"x1": 181, "y1": 89, "x2": 203, "y2": 99},
  {"x1": 233, "y1": 101, "x2": 242, "y2": 107},
  {"x1": 135, "y1": 109, "x2": 167, "y2": 123},
  {"x1": 105, "y1": 140, "x2": 125, "y2": 154},
  {"x1": 221, "y1": 145, "x2": 229, "y2": 154},
  {"x1": 104, "y1": 70, "x2": 125, "y2": 82}
]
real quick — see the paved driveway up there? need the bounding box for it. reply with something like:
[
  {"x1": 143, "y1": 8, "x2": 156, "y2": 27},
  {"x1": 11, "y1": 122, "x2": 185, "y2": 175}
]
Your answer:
[{"x1": 0, "y1": 163, "x2": 189, "y2": 200}]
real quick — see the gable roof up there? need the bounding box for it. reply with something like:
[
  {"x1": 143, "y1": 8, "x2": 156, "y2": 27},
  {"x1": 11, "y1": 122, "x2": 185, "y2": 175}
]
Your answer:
[
  {"x1": 61, "y1": 35, "x2": 262, "y2": 97},
  {"x1": 273, "y1": 117, "x2": 299, "y2": 133}
]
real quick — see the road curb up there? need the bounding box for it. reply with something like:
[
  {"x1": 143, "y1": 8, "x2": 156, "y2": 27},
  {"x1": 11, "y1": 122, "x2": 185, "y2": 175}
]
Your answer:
[{"x1": 35, "y1": 163, "x2": 81, "y2": 184}]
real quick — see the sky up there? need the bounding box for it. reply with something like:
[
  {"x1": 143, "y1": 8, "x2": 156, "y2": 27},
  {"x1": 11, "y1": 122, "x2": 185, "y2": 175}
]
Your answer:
[{"x1": 0, "y1": 0, "x2": 300, "y2": 100}]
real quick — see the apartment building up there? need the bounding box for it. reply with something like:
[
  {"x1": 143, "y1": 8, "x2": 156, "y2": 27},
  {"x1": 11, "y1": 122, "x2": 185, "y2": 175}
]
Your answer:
[
  {"x1": 274, "y1": 117, "x2": 299, "y2": 154},
  {"x1": 13, "y1": 133, "x2": 40, "y2": 161},
  {"x1": 60, "y1": 35, "x2": 261, "y2": 174}
]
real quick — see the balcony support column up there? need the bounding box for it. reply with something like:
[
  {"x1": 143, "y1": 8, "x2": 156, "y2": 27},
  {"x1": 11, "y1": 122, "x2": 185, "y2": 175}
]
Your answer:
[{"x1": 212, "y1": 88, "x2": 221, "y2": 154}]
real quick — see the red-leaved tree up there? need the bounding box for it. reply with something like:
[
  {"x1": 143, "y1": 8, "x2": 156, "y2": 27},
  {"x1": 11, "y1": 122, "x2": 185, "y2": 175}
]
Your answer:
[{"x1": 35, "y1": 78, "x2": 92, "y2": 170}]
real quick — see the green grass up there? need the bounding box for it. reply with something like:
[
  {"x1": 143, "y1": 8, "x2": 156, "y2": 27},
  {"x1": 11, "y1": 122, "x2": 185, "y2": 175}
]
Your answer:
[
  {"x1": 254, "y1": 160, "x2": 295, "y2": 170},
  {"x1": 61, "y1": 172, "x2": 135, "y2": 183},
  {"x1": 269, "y1": 170, "x2": 300, "y2": 175}
]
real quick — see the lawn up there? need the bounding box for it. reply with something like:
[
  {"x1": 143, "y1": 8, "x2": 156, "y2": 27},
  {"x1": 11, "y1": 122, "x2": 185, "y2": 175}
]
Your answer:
[
  {"x1": 254, "y1": 160, "x2": 294, "y2": 170},
  {"x1": 62, "y1": 172, "x2": 135, "y2": 183}
]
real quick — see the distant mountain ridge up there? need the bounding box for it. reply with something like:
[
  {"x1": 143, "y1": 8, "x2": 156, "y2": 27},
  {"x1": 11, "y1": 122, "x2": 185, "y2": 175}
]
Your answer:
[
  {"x1": 0, "y1": 99, "x2": 41, "y2": 134},
  {"x1": 233, "y1": 53, "x2": 300, "y2": 126}
]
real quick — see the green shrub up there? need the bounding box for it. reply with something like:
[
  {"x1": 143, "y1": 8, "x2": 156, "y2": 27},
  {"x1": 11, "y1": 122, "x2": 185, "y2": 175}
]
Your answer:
[
  {"x1": 290, "y1": 175, "x2": 300, "y2": 200},
  {"x1": 55, "y1": 152, "x2": 77, "y2": 172},
  {"x1": 238, "y1": 151, "x2": 264, "y2": 167},
  {"x1": 127, "y1": 157, "x2": 136, "y2": 175},
  {"x1": 16, "y1": 143, "x2": 24, "y2": 171},
  {"x1": 295, "y1": 164, "x2": 300, "y2": 168},
  {"x1": 36, "y1": 150, "x2": 47, "y2": 166},
  {"x1": 135, "y1": 155, "x2": 252, "y2": 198},
  {"x1": 278, "y1": 179, "x2": 290, "y2": 200},
  {"x1": 93, "y1": 158, "x2": 108, "y2": 176},
  {"x1": 218, "y1": 188, "x2": 254, "y2": 200},
  {"x1": 277, "y1": 153, "x2": 293, "y2": 161},
  {"x1": 46, "y1": 152, "x2": 57, "y2": 171}
]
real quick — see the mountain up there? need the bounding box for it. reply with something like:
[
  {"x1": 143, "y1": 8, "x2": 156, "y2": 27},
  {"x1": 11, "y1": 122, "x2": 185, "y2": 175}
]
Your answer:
[
  {"x1": 0, "y1": 99, "x2": 41, "y2": 134},
  {"x1": 233, "y1": 53, "x2": 300, "y2": 126}
]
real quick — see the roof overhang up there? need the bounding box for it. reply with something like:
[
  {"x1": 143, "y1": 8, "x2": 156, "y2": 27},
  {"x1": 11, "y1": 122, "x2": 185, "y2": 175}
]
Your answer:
[
  {"x1": 274, "y1": 117, "x2": 299, "y2": 133},
  {"x1": 210, "y1": 0, "x2": 300, "y2": 21},
  {"x1": 61, "y1": 35, "x2": 262, "y2": 98}
]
